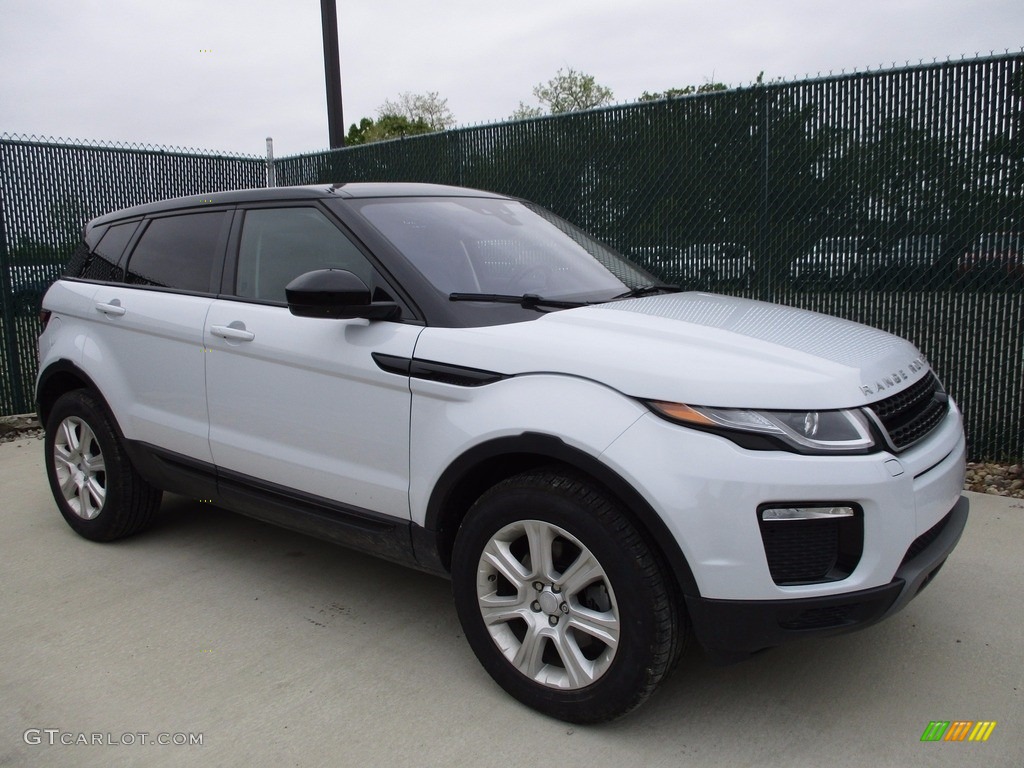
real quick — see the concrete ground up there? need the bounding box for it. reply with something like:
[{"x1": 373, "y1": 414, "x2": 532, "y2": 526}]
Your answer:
[{"x1": 0, "y1": 435, "x2": 1021, "y2": 768}]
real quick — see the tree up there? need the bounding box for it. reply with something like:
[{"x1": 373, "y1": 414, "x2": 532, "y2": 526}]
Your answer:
[
  {"x1": 636, "y1": 73, "x2": 781, "y2": 102},
  {"x1": 510, "y1": 102, "x2": 544, "y2": 120},
  {"x1": 345, "y1": 90, "x2": 456, "y2": 145},
  {"x1": 638, "y1": 82, "x2": 729, "y2": 101},
  {"x1": 378, "y1": 91, "x2": 455, "y2": 131},
  {"x1": 345, "y1": 114, "x2": 434, "y2": 145},
  {"x1": 513, "y1": 67, "x2": 614, "y2": 118}
]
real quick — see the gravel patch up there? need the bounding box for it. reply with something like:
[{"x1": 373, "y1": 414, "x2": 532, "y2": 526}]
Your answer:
[
  {"x1": 0, "y1": 414, "x2": 42, "y2": 444},
  {"x1": 965, "y1": 461, "x2": 1024, "y2": 499},
  {"x1": 2, "y1": 413, "x2": 1021, "y2": 499}
]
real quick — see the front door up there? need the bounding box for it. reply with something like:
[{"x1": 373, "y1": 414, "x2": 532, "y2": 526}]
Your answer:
[{"x1": 204, "y1": 205, "x2": 420, "y2": 520}]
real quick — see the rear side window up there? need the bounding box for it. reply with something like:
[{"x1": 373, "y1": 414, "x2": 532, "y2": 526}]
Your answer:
[
  {"x1": 63, "y1": 221, "x2": 138, "y2": 280},
  {"x1": 125, "y1": 211, "x2": 226, "y2": 292},
  {"x1": 83, "y1": 221, "x2": 139, "y2": 281}
]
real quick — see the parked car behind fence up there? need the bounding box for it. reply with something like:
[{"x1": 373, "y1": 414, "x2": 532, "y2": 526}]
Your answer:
[
  {"x1": 883, "y1": 235, "x2": 945, "y2": 290},
  {"x1": 632, "y1": 242, "x2": 753, "y2": 290},
  {"x1": 790, "y1": 237, "x2": 884, "y2": 290},
  {"x1": 957, "y1": 232, "x2": 1023, "y2": 290}
]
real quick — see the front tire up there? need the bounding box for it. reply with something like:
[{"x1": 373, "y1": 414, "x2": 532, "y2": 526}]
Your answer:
[
  {"x1": 452, "y1": 470, "x2": 682, "y2": 722},
  {"x1": 44, "y1": 390, "x2": 162, "y2": 541}
]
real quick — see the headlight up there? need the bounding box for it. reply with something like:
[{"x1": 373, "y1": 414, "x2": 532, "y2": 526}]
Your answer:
[{"x1": 645, "y1": 401, "x2": 876, "y2": 454}]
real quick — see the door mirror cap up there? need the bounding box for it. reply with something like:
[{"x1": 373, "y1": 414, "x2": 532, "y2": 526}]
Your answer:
[{"x1": 285, "y1": 269, "x2": 400, "y2": 320}]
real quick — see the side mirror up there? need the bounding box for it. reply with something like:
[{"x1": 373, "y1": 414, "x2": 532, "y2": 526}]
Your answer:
[{"x1": 285, "y1": 269, "x2": 401, "y2": 320}]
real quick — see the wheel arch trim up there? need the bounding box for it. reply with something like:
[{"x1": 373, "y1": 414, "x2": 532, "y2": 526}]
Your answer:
[
  {"x1": 36, "y1": 360, "x2": 108, "y2": 429},
  {"x1": 421, "y1": 432, "x2": 702, "y2": 598}
]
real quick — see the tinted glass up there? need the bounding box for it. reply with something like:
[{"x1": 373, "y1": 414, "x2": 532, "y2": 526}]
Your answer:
[
  {"x1": 353, "y1": 197, "x2": 653, "y2": 300},
  {"x1": 236, "y1": 207, "x2": 375, "y2": 302},
  {"x1": 126, "y1": 212, "x2": 225, "y2": 291},
  {"x1": 63, "y1": 238, "x2": 92, "y2": 278},
  {"x1": 82, "y1": 221, "x2": 138, "y2": 281}
]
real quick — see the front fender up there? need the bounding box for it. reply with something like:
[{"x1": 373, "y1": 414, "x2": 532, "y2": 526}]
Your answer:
[
  {"x1": 409, "y1": 373, "x2": 646, "y2": 528},
  {"x1": 408, "y1": 372, "x2": 703, "y2": 597}
]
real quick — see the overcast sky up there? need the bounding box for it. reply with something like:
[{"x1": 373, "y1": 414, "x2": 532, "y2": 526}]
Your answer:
[{"x1": 1, "y1": 0, "x2": 1022, "y2": 158}]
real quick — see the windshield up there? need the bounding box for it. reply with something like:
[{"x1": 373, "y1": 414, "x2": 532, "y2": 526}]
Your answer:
[{"x1": 352, "y1": 196, "x2": 656, "y2": 301}]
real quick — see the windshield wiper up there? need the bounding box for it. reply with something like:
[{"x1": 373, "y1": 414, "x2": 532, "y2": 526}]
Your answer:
[
  {"x1": 610, "y1": 284, "x2": 682, "y2": 300},
  {"x1": 449, "y1": 292, "x2": 593, "y2": 310}
]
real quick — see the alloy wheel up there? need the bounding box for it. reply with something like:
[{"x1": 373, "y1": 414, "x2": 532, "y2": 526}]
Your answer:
[
  {"x1": 52, "y1": 415, "x2": 107, "y2": 520},
  {"x1": 475, "y1": 519, "x2": 619, "y2": 689}
]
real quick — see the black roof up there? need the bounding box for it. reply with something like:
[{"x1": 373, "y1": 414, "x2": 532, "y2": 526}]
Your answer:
[{"x1": 89, "y1": 182, "x2": 507, "y2": 226}]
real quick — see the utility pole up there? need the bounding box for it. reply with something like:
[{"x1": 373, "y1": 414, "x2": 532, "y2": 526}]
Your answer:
[{"x1": 320, "y1": 0, "x2": 345, "y2": 148}]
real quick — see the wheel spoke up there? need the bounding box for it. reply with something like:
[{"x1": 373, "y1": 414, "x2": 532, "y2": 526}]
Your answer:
[
  {"x1": 85, "y1": 475, "x2": 106, "y2": 509},
  {"x1": 59, "y1": 418, "x2": 80, "y2": 454},
  {"x1": 77, "y1": 481, "x2": 94, "y2": 518},
  {"x1": 53, "y1": 444, "x2": 76, "y2": 472},
  {"x1": 567, "y1": 606, "x2": 620, "y2": 648},
  {"x1": 511, "y1": 625, "x2": 546, "y2": 679},
  {"x1": 551, "y1": 630, "x2": 595, "y2": 687},
  {"x1": 481, "y1": 539, "x2": 530, "y2": 590},
  {"x1": 523, "y1": 520, "x2": 557, "y2": 581},
  {"x1": 478, "y1": 594, "x2": 527, "y2": 627},
  {"x1": 82, "y1": 452, "x2": 105, "y2": 474},
  {"x1": 558, "y1": 550, "x2": 604, "y2": 596},
  {"x1": 58, "y1": 469, "x2": 78, "y2": 500},
  {"x1": 78, "y1": 422, "x2": 97, "y2": 455}
]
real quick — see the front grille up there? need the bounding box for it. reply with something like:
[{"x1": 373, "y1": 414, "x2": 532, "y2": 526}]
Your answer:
[
  {"x1": 758, "y1": 512, "x2": 863, "y2": 585},
  {"x1": 868, "y1": 372, "x2": 949, "y2": 452}
]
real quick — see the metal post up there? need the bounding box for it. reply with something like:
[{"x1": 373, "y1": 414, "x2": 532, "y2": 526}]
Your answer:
[
  {"x1": 265, "y1": 137, "x2": 276, "y2": 188},
  {"x1": 758, "y1": 84, "x2": 771, "y2": 303},
  {"x1": 320, "y1": 0, "x2": 345, "y2": 149}
]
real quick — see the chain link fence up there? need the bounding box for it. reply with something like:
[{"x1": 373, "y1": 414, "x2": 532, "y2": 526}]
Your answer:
[
  {"x1": 0, "y1": 135, "x2": 265, "y2": 415},
  {"x1": 2, "y1": 52, "x2": 1022, "y2": 458}
]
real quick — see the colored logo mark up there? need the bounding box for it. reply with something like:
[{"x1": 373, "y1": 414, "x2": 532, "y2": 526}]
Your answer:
[{"x1": 921, "y1": 720, "x2": 997, "y2": 742}]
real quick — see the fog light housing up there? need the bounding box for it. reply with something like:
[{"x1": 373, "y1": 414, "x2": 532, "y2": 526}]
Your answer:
[{"x1": 757, "y1": 503, "x2": 863, "y2": 585}]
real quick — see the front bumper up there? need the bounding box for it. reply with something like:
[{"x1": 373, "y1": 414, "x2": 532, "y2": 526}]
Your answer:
[
  {"x1": 686, "y1": 494, "x2": 969, "y2": 662},
  {"x1": 599, "y1": 395, "x2": 968, "y2": 661}
]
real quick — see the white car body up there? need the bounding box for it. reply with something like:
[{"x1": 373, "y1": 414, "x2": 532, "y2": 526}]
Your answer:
[{"x1": 36, "y1": 183, "x2": 968, "y2": 720}]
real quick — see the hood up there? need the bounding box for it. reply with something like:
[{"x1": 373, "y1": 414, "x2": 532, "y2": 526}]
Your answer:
[{"x1": 413, "y1": 292, "x2": 930, "y2": 410}]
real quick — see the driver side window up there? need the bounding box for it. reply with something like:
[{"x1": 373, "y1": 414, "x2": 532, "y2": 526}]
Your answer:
[{"x1": 236, "y1": 207, "x2": 375, "y2": 303}]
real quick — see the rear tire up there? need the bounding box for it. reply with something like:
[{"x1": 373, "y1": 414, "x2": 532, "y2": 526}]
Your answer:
[
  {"x1": 44, "y1": 390, "x2": 162, "y2": 541},
  {"x1": 452, "y1": 469, "x2": 682, "y2": 722}
]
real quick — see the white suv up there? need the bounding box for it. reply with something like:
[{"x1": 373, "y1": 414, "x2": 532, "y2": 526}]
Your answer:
[{"x1": 37, "y1": 183, "x2": 968, "y2": 723}]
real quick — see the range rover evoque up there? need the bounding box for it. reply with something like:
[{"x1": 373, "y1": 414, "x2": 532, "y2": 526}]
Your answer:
[{"x1": 37, "y1": 183, "x2": 969, "y2": 723}]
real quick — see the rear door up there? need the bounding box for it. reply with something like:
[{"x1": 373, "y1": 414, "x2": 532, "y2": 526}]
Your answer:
[{"x1": 88, "y1": 209, "x2": 230, "y2": 462}]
